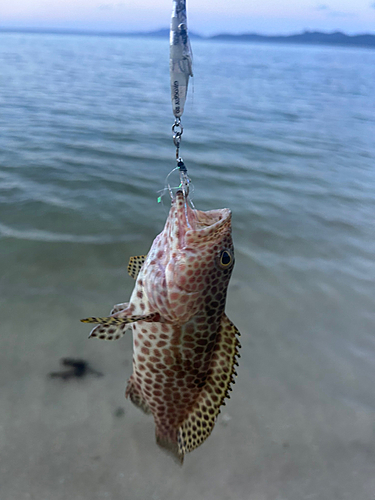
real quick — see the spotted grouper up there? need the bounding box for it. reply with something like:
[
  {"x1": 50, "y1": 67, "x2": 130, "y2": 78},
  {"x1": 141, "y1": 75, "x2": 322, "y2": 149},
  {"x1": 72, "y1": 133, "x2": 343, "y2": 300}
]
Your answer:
[{"x1": 81, "y1": 189, "x2": 241, "y2": 462}]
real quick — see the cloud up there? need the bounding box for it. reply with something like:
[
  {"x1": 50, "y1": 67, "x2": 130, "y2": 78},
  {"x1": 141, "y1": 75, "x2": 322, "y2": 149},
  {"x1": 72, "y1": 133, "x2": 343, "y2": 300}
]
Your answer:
[
  {"x1": 98, "y1": 2, "x2": 126, "y2": 10},
  {"x1": 314, "y1": 4, "x2": 357, "y2": 18},
  {"x1": 371, "y1": 2, "x2": 375, "y2": 8},
  {"x1": 328, "y1": 10, "x2": 357, "y2": 18}
]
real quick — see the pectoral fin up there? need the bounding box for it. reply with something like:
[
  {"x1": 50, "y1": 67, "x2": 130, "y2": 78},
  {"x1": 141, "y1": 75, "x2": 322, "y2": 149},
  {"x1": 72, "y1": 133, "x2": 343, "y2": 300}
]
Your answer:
[
  {"x1": 82, "y1": 302, "x2": 133, "y2": 340},
  {"x1": 81, "y1": 305, "x2": 161, "y2": 341},
  {"x1": 177, "y1": 313, "x2": 241, "y2": 456},
  {"x1": 110, "y1": 302, "x2": 128, "y2": 315},
  {"x1": 127, "y1": 255, "x2": 147, "y2": 279},
  {"x1": 88, "y1": 322, "x2": 130, "y2": 341},
  {"x1": 81, "y1": 312, "x2": 159, "y2": 326}
]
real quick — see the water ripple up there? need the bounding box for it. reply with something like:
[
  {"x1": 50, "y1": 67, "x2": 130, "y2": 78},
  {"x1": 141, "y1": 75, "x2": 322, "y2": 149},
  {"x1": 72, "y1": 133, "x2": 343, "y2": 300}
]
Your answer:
[{"x1": 0, "y1": 222, "x2": 133, "y2": 244}]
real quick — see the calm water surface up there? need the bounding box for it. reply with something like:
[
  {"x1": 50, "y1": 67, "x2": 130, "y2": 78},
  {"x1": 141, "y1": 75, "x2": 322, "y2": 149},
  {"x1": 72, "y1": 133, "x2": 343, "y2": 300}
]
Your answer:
[{"x1": 0, "y1": 33, "x2": 375, "y2": 500}]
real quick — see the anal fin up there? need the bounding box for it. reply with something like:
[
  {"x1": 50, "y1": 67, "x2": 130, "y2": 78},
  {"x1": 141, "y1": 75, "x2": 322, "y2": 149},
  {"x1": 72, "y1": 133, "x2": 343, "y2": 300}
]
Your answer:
[
  {"x1": 125, "y1": 376, "x2": 151, "y2": 415},
  {"x1": 177, "y1": 313, "x2": 241, "y2": 457},
  {"x1": 127, "y1": 255, "x2": 147, "y2": 279}
]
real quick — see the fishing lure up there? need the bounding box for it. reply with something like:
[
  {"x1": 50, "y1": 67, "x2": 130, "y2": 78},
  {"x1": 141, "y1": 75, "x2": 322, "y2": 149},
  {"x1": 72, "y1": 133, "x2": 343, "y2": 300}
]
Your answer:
[{"x1": 170, "y1": 0, "x2": 193, "y2": 119}]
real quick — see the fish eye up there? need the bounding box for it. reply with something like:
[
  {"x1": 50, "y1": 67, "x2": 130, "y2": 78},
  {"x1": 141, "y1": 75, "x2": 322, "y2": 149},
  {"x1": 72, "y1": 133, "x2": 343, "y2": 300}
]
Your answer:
[{"x1": 219, "y1": 250, "x2": 233, "y2": 268}]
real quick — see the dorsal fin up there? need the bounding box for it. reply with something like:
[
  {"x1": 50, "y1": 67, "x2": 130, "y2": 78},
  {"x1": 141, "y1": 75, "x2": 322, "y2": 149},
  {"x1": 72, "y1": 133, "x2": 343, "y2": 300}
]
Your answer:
[
  {"x1": 127, "y1": 255, "x2": 147, "y2": 279},
  {"x1": 176, "y1": 313, "x2": 241, "y2": 457}
]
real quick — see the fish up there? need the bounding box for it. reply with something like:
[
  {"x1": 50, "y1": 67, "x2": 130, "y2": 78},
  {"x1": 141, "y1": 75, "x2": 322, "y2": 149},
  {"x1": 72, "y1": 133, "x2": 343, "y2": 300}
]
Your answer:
[
  {"x1": 81, "y1": 189, "x2": 241, "y2": 463},
  {"x1": 170, "y1": 0, "x2": 193, "y2": 118}
]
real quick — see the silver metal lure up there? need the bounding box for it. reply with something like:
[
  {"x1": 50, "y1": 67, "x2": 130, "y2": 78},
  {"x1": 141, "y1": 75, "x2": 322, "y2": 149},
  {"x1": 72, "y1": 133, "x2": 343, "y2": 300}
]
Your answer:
[{"x1": 170, "y1": 0, "x2": 193, "y2": 119}]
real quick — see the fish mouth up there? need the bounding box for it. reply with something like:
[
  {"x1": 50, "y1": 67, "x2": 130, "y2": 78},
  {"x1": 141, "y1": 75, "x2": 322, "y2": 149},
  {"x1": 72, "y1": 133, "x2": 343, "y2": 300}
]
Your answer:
[{"x1": 172, "y1": 190, "x2": 231, "y2": 247}]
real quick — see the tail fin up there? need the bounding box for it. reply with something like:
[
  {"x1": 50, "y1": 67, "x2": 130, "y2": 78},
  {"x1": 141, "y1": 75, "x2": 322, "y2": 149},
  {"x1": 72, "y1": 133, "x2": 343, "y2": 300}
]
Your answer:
[
  {"x1": 155, "y1": 428, "x2": 184, "y2": 465},
  {"x1": 125, "y1": 378, "x2": 184, "y2": 463}
]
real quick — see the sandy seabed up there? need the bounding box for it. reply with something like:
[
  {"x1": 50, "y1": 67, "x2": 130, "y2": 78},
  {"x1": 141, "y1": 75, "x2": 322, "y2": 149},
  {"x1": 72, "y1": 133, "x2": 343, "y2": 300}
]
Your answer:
[{"x1": 1, "y1": 247, "x2": 375, "y2": 500}]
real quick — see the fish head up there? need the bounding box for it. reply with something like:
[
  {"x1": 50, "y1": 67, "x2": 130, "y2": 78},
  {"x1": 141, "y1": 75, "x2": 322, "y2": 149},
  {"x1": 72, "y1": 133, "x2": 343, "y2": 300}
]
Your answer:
[{"x1": 143, "y1": 190, "x2": 234, "y2": 323}]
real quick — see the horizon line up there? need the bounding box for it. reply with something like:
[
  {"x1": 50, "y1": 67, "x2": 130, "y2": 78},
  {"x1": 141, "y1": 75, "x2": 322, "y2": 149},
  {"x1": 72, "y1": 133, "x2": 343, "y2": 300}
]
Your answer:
[{"x1": 1, "y1": 26, "x2": 375, "y2": 38}]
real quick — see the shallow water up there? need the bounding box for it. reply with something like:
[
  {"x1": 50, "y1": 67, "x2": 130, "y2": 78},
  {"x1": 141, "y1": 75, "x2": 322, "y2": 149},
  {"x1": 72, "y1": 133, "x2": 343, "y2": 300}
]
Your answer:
[{"x1": 1, "y1": 33, "x2": 375, "y2": 499}]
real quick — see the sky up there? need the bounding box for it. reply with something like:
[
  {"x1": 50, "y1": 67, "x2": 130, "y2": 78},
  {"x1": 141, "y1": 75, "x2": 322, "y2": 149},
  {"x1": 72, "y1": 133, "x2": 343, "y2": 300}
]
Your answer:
[{"x1": 1, "y1": 0, "x2": 375, "y2": 35}]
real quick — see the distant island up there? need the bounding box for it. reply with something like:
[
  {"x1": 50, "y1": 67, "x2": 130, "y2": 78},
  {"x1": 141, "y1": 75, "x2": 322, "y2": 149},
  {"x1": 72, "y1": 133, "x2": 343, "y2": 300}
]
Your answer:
[
  {"x1": 210, "y1": 30, "x2": 375, "y2": 48},
  {"x1": 1, "y1": 27, "x2": 375, "y2": 49}
]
